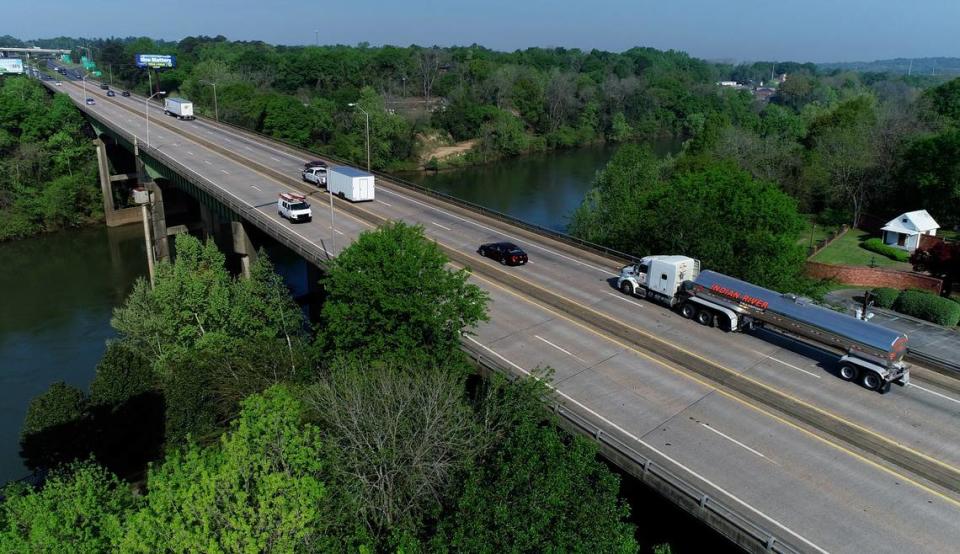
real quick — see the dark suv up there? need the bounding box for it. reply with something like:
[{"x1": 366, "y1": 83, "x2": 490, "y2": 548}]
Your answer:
[
  {"x1": 99, "y1": 83, "x2": 109, "y2": 90},
  {"x1": 478, "y1": 242, "x2": 528, "y2": 266}
]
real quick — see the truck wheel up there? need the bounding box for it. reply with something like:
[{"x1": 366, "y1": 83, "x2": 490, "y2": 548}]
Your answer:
[
  {"x1": 838, "y1": 363, "x2": 858, "y2": 381},
  {"x1": 695, "y1": 309, "x2": 713, "y2": 326},
  {"x1": 680, "y1": 303, "x2": 696, "y2": 319},
  {"x1": 620, "y1": 281, "x2": 634, "y2": 296},
  {"x1": 861, "y1": 371, "x2": 883, "y2": 391}
]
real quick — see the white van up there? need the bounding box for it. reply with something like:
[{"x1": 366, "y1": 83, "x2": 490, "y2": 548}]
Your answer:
[{"x1": 277, "y1": 192, "x2": 312, "y2": 223}]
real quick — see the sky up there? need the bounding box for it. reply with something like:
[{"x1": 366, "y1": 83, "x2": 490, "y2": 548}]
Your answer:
[{"x1": 7, "y1": 0, "x2": 960, "y2": 63}]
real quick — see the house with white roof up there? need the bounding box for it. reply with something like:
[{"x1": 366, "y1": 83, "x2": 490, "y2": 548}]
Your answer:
[{"x1": 880, "y1": 210, "x2": 940, "y2": 252}]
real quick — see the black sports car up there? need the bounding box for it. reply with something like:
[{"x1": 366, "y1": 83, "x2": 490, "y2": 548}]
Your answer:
[{"x1": 478, "y1": 242, "x2": 528, "y2": 266}]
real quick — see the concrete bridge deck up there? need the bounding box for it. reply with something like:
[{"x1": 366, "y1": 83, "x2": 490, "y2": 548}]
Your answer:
[{"x1": 44, "y1": 71, "x2": 960, "y2": 553}]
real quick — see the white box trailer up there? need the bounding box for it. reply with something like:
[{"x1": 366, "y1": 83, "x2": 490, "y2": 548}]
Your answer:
[
  {"x1": 327, "y1": 166, "x2": 375, "y2": 202},
  {"x1": 164, "y1": 97, "x2": 195, "y2": 120}
]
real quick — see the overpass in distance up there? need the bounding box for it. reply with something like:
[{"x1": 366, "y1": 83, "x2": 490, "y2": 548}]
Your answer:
[{"x1": 41, "y1": 68, "x2": 960, "y2": 554}]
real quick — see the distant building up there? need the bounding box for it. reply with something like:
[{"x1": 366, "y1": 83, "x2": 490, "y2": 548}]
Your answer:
[
  {"x1": 881, "y1": 210, "x2": 940, "y2": 252},
  {"x1": 753, "y1": 87, "x2": 776, "y2": 101},
  {"x1": 717, "y1": 80, "x2": 740, "y2": 87},
  {"x1": 777, "y1": 73, "x2": 788, "y2": 84}
]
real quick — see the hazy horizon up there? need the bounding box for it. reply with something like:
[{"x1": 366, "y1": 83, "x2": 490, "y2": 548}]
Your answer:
[{"x1": 6, "y1": 0, "x2": 960, "y2": 63}]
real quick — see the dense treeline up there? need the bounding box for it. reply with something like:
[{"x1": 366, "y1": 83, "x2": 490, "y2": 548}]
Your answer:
[
  {"x1": 0, "y1": 77, "x2": 100, "y2": 240},
  {"x1": 5, "y1": 225, "x2": 652, "y2": 552},
  {"x1": 571, "y1": 64, "x2": 960, "y2": 291},
  {"x1": 69, "y1": 35, "x2": 749, "y2": 169}
]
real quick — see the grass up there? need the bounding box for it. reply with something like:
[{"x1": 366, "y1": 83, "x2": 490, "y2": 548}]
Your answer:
[
  {"x1": 797, "y1": 217, "x2": 835, "y2": 247},
  {"x1": 810, "y1": 228, "x2": 914, "y2": 270}
]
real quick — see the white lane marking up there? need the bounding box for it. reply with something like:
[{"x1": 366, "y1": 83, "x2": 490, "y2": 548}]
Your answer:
[
  {"x1": 606, "y1": 291, "x2": 644, "y2": 308},
  {"x1": 327, "y1": 227, "x2": 345, "y2": 236},
  {"x1": 378, "y1": 199, "x2": 393, "y2": 207},
  {"x1": 909, "y1": 383, "x2": 960, "y2": 405},
  {"x1": 379, "y1": 187, "x2": 615, "y2": 276},
  {"x1": 463, "y1": 336, "x2": 827, "y2": 554},
  {"x1": 270, "y1": 156, "x2": 280, "y2": 162},
  {"x1": 203, "y1": 159, "x2": 212, "y2": 165},
  {"x1": 700, "y1": 423, "x2": 773, "y2": 461},
  {"x1": 430, "y1": 221, "x2": 452, "y2": 231},
  {"x1": 220, "y1": 169, "x2": 230, "y2": 175},
  {"x1": 245, "y1": 145, "x2": 254, "y2": 151},
  {"x1": 187, "y1": 150, "x2": 195, "y2": 156},
  {"x1": 534, "y1": 335, "x2": 586, "y2": 363},
  {"x1": 768, "y1": 357, "x2": 822, "y2": 379},
  {"x1": 251, "y1": 185, "x2": 262, "y2": 191}
]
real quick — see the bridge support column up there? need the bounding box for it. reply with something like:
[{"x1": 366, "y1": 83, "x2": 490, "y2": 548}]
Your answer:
[
  {"x1": 231, "y1": 221, "x2": 258, "y2": 278},
  {"x1": 199, "y1": 203, "x2": 215, "y2": 240},
  {"x1": 95, "y1": 138, "x2": 141, "y2": 227},
  {"x1": 145, "y1": 182, "x2": 169, "y2": 262}
]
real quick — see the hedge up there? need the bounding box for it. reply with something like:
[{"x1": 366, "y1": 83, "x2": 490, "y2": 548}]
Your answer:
[
  {"x1": 893, "y1": 290, "x2": 960, "y2": 327},
  {"x1": 870, "y1": 287, "x2": 900, "y2": 309},
  {"x1": 862, "y1": 238, "x2": 911, "y2": 262}
]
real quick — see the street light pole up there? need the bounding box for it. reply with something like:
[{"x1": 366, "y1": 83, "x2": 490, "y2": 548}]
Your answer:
[
  {"x1": 145, "y1": 91, "x2": 167, "y2": 149},
  {"x1": 348, "y1": 103, "x2": 371, "y2": 171},
  {"x1": 199, "y1": 80, "x2": 219, "y2": 122}
]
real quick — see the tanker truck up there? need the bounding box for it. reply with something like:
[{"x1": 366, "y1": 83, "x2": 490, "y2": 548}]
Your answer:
[{"x1": 617, "y1": 255, "x2": 909, "y2": 393}]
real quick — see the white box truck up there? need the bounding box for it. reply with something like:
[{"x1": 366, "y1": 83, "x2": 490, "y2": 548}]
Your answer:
[
  {"x1": 164, "y1": 97, "x2": 195, "y2": 120},
  {"x1": 327, "y1": 166, "x2": 375, "y2": 202}
]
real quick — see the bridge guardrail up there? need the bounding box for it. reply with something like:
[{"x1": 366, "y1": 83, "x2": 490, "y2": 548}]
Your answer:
[{"x1": 461, "y1": 339, "x2": 805, "y2": 554}]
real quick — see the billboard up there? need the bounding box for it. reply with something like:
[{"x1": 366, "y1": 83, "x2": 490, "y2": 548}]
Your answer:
[
  {"x1": 0, "y1": 59, "x2": 24, "y2": 75},
  {"x1": 135, "y1": 54, "x2": 176, "y2": 69}
]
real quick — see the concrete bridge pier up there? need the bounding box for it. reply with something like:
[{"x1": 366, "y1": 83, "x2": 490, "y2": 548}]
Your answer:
[
  {"x1": 94, "y1": 137, "x2": 142, "y2": 227},
  {"x1": 231, "y1": 221, "x2": 259, "y2": 278}
]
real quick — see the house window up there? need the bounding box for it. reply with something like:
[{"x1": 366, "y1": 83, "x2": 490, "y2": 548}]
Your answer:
[{"x1": 897, "y1": 233, "x2": 907, "y2": 246}]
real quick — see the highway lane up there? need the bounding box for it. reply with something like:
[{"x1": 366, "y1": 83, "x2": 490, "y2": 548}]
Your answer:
[
  {"x1": 70, "y1": 80, "x2": 960, "y2": 465},
  {"x1": 52, "y1": 80, "x2": 960, "y2": 540}
]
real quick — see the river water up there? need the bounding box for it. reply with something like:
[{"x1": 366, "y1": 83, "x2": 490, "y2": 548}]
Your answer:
[{"x1": 0, "y1": 225, "x2": 147, "y2": 483}]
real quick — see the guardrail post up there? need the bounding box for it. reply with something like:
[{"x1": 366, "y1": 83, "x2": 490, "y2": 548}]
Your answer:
[{"x1": 699, "y1": 494, "x2": 708, "y2": 509}]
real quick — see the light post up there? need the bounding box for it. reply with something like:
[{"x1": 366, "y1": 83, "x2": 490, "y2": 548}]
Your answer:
[
  {"x1": 81, "y1": 73, "x2": 86, "y2": 101},
  {"x1": 199, "y1": 80, "x2": 219, "y2": 122},
  {"x1": 347, "y1": 102, "x2": 371, "y2": 172},
  {"x1": 145, "y1": 91, "x2": 167, "y2": 149}
]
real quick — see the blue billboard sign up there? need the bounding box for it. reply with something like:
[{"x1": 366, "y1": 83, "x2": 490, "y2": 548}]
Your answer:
[{"x1": 135, "y1": 54, "x2": 176, "y2": 69}]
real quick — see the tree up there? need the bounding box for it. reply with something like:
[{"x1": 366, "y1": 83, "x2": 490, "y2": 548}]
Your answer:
[
  {"x1": 0, "y1": 462, "x2": 133, "y2": 552},
  {"x1": 121, "y1": 386, "x2": 343, "y2": 552},
  {"x1": 21, "y1": 381, "x2": 86, "y2": 438},
  {"x1": 318, "y1": 221, "x2": 488, "y2": 364},
  {"x1": 89, "y1": 341, "x2": 155, "y2": 408},
  {"x1": 304, "y1": 360, "x2": 481, "y2": 545},
  {"x1": 112, "y1": 234, "x2": 305, "y2": 364},
  {"x1": 434, "y1": 376, "x2": 637, "y2": 553},
  {"x1": 899, "y1": 129, "x2": 960, "y2": 227}
]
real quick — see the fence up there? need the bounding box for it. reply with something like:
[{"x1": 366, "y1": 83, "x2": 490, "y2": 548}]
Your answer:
[
  {"x1": 806, "y1": 224, "x2": 847, "y2": 258},
  {"x1": 804, "y1": 261, "x2": 943, "y2": 293}
]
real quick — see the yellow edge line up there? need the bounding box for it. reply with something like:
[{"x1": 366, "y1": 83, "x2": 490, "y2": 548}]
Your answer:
[
  {"x1": 84, "y1": 80, "x2": 960, "y2": 479},
  {"x1": 465, "y1": 269, "x2": 960, "y2": 508}
]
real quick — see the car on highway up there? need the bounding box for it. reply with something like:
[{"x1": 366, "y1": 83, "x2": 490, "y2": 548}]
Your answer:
[
  {"x1": 303, "y1": 160, "x2": 327, "y2": 169},
  {"x1": 99, "y1": 83, "x2": 109, "y2": 90},
  {"x1": 478, "y1": 242, "x2": 529, "y2": 266},
  {"x1": 302, "y1": 166, "x2": 327, "y2": 186},
  {"x1": 121, "y1": 90, "x2": 131, "y2": 97},
  {"x1": 85, "y1": 98, "x2": 95, "y2": 105},
  {"x1": 106, "y1": 90, "x2": 115, "y2": 97},
  {"x1": 55, "y1": 81, "x2": 62, "y2": 86}
]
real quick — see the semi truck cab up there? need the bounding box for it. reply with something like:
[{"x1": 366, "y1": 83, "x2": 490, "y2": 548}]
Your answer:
[{"x1": 617, "y1": 255, "x2": 700, "y2": 306}]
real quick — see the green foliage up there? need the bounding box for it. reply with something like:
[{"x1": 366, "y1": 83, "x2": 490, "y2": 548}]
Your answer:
[
  {"x1": 21, "y1": 381, "x2": 86, "y2": 438},
  {"x1": 870, "y1": 287, "x2": 900, "y2": 309},
  {"x1": 898, "y1": 129, "x2": 960, "y2": 227},
  {"x1": 573, "y1": 151, "x2": 806, "y2": 290},
  {"x1": 893, "y1": 290, "x2": 960, "y2": 326},
  {"x1": 112, "y1": 234, "x2": 305, "y2": 365},
  {"x1": 921, "y1": 77, "x2": 960, "y2": 125},
  {"x1": 435, "y1": 374, "x2": 637, "y2": 553},
  {"x1": 319, "y1": 221, "x2": 488, "y2": 364},
  {"x1": 89, "y1": 341, "x2": 155, "y2": 408},
  {"x1": 0, "y1": 462, "x2": 134, "y2": 552},
  {"x1": 305, "y1": 359, "x2": 481, "y2": 545},
  {"x1": 0, "y1": 78, "x2": 99, "y2": 241},
  {"x1": 862, "y1": 238, "x2": 911, "y2": 262},
  {"x1": 121, "y1": 385, "x2": 337, "y2": 553}
]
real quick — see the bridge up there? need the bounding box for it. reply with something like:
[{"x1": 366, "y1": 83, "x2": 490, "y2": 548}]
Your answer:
[
  {"x1": 0, "y1": 47, "x2": 71, "y2": 57},
  {"x1": 38, "y1": 67, "x2": 960, "y2": 553}
]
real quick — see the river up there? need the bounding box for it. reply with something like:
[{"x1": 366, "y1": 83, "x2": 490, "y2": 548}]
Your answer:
[
  {"x1": 0, "y1": 145, "x2": 732, "y2": 551},
  {"x1": 0, "y1": 225, "x2": 147, "y2": 483}
]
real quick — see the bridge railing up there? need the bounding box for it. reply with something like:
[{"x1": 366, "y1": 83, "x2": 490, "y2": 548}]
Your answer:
[{"x1": 461, "y1": 339, "x2": 805, "y2": 554}]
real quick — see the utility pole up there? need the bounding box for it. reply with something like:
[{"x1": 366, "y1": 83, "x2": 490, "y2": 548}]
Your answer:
[
  {"x1": 315, "y1": 30, "x2": 319, "y2": 46},
  {"x1": 348, "y1": 102, "x2": 371, "y2": 171}
]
